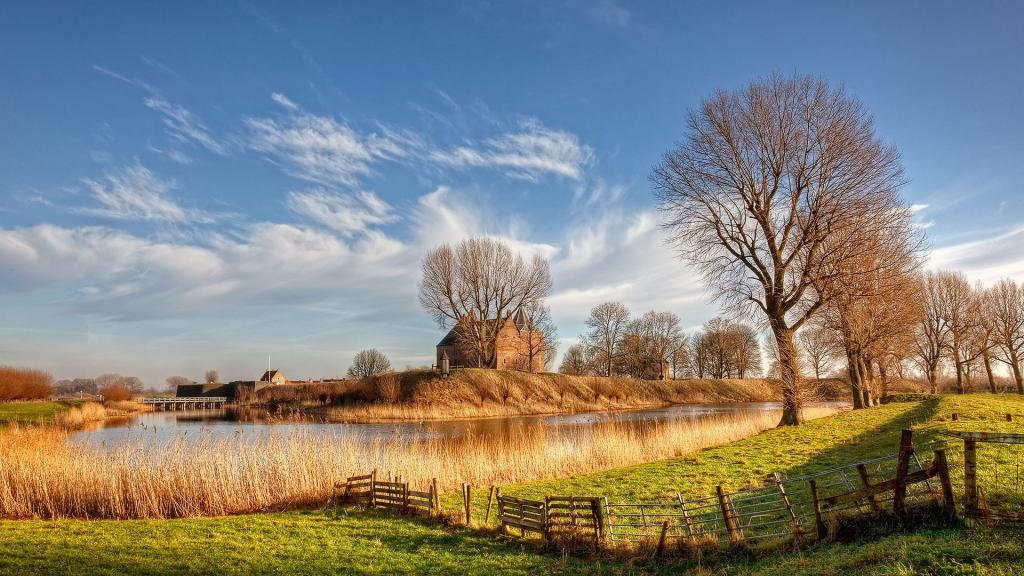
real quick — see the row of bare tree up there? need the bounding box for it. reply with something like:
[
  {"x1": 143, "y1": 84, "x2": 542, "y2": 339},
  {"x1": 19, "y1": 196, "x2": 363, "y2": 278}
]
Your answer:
[
  {"x1": 914, "y1": 272, "x2": 1024, "y2": 395},
  {"x1": 558, "y1": 304, "x2": 763, "y2": 381},
  {"x1": 559, "y1": 302, "x2": 685, "y2": 379}
]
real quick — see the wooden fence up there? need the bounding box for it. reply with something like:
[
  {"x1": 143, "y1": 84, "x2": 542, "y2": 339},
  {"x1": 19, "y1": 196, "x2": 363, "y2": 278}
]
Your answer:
[
  {"x1": 497, "y1": 495, "x2": 547, "y2": 536},
  {"x1": 941, "y1": 430, "x2": 1024, "y2": 522},
  {"x1": 601, "y1": 430, "x2": 953, "y2": 546},
  {"x1": 341, "y1": 470, "x2": 437, "y2": 516},
  {"x1": 339, "y1": 429, "x2": 955, "y2": 554}
]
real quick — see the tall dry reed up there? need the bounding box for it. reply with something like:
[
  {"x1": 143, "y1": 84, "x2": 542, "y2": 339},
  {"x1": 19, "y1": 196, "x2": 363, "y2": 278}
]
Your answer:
[
  {"x1": 0, "y1": 406, "x2": 842, "y2": 520},
  {"x1": 53, "y1": 402, "x2": 107, "y2": 429}
]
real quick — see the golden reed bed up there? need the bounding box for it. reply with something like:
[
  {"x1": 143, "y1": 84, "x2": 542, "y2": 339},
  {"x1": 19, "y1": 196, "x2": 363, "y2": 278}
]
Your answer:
[{"x1": 0, "y1": 405, "x2": 841, "y2": 520}]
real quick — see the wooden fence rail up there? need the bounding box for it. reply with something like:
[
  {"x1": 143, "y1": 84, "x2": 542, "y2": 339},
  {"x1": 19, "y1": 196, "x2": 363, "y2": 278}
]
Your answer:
[
  {"x1": 341, "y1": 471, "x2": 436, "y2": 516},
  {"x1": 337, "y1": 429, "x2": 958, "y2": 554},
  {"x1": 497, "y1": 495, "x2": 547, "y2": 536}
]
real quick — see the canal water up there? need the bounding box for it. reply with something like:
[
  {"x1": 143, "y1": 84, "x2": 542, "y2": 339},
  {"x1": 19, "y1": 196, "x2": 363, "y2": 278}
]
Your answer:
[{"x1": 73, "y1": 401, "x2": 848, "y2": 446}]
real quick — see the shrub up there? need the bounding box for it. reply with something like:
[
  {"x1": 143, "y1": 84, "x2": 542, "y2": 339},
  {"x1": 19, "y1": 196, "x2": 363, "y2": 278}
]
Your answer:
[
  {"x1": 374, "y1": 374, "x2": 402, "y2": 404},
  {"x1": 0, "y1": 366, "x2": 53, "y2": 401},
  {"x1": 100, "y1": 384, "x2": 133, "y2": 403}
]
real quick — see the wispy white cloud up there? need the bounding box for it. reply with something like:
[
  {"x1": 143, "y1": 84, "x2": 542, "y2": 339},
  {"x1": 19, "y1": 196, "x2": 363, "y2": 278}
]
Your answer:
[
  {"x1": 93, "y1": 64, "x2": 226, "y2": 157},
  {"x1": 246, "y1": 94, "x2": 408, "y2": 187},
  {"x1": 270, "y1": 92, "x2": 299, "y2": 111},
  {"x1": 412, "y1": 187, "x2": 558, "y2": 261},
  {"x1": 139, "y1": 56, "x2": 178, "y2": 77},
  {"x1": 929, "y1": 225, "x2": 1024, "y2": 284},
  {"x1": 287, "y1": 188, "x2": 397, "y2": 237},
  {"x1": 428, "y1": 119, "x2": 593, "y2": 181},
  {"x1": 144, "y1": 94, "x2": 226, "y2": 155},
  {"x1": 0, "y1": 221, "x2": 410, "y2": 319},
  {"x1": 79, "y1": 164, "x2": 212, "y2": 224}
]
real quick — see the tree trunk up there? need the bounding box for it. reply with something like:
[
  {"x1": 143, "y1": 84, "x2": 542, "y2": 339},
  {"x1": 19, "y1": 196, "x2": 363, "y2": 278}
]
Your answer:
[
  {"x1": 847, "y1": 351, "x2": 864, "y2": 409},
  {"x1": 953, "y1": 351, "x2": 965, "y2": 394},
  {"x1": 773, "y1": 327, "x2": 804, "y2": 425},
  {"x1": 859, "y1": 356, "x2": 873, "y2": 407},
  {"x1": 1009, "y1": 356, "x2": 1023, "y2": 395},
  {"x1": 878, "y1": 364, "x2": 889, "y2": 402},
  {"x1": 928, "y1": 359, "x2": 939, "y2": 394},
  {"x1": 982, "y1": 350, "x2": 996, "y2": 393}
]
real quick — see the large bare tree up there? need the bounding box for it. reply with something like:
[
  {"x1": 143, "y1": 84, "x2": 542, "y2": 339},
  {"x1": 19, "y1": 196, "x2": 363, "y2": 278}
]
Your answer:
[
  {"x1": 420, "y1": 237, "x2": 552, "y2": 368},
  {"x1": 798, "y1": 327, "x2": 835, "y2": 382},
  {"x1": 581, "y1": 301, "x2": 630, "y2": 376},
  {"x1": 934, "y1": 271, "x2": 979, "y2": 394},
  {"x1": 654, "y1": 73, "x2": 906, "y2": 424},
  {"x1": 347, "y1": 349, "x2": 392, "y2": 378},
  {"x1": 914, "y1": 271, "x2": 951, "y2": 393},
  {"x1": 558, "y1": 344, "x2": 589, "y2": 376},
  {"x1": 985, "y1": 278, "x2": 1024, "y2": 394},
  {"x1": 618, "y1": 310, "x2": 686, "y2": 379},
  {"x1": 518, "y1": 301, "x2": 559, "y2": 372}
]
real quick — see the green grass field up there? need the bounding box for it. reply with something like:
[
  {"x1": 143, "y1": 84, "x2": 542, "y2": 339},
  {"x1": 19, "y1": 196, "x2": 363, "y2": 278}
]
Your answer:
[
  {"x1": 2, "y1": 394, "x2": 1023, "y2": 575},
  {"x1": 0, "y1": 401, "x2": 73, "y2": 424}
]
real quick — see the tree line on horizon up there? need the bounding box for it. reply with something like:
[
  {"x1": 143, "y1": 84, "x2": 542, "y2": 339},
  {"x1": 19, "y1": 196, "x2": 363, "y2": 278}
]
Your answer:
[{"x1": 558, "y1": 305, "x2": 763, "y2": 382}]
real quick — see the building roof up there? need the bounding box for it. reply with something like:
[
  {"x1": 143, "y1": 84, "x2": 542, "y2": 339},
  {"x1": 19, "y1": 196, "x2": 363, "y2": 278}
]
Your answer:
[
  {"x1": 437, "y1": 327, "x2": 460, "y2": 347},
  {"x1": 260, "y1": 369, "x2": 282, "y2": 382},
  {"x1": 436, "y1": 312, "x2": 533, "y2": 347}
]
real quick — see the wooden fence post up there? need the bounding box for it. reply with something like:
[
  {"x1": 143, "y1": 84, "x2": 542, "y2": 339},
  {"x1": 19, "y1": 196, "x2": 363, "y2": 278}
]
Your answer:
[
  {"x1": 772, "y1": 472, "x2": 799, "y2": 536},
  {"x1": 716, "y1": 485, "x2": 742, "y2": 544},
  {"x1": 856, "y1": 463, "x2": 881, "y2": 514},
  {"x1": 402, "y1": 482, "x2": 409, "y2": 515},
  {"x1": 592, "y1": 497, "x2": 606, "y2": 546},
  {"x1": 431, "y1": 478, "x2": 439, "y2": 511},
  {"x1": 809, "y1": 479, "x2": 826, "y2": 539},
  {"x1": 933, "y1": 449, "x2": 956, "y2": 517},
  {"x1": 655, "y1": 520, "x2": 669, "y2": 558},
  {"x1": 964, "y1": 439, "x2": 978, "y2": 516},
  {"x1": 370, "y1": 469, "x2": 377, "y2": 507},
  {"x1": 462, "y1": 483, "x2": 472, "y2": 526},
  {"x1": 676, "y1": 492, "x2": 694, "y2": 543},
  {"x1": 893, "y1": 429, "x2": 914, "y2": 517},
  {"x1": 485, "y1": 486, "x2": 495, "y2": 525}
]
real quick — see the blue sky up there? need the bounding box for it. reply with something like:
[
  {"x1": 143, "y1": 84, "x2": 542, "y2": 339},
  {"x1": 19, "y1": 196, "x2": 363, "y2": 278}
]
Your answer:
[{"x1": 2, "y1": 1, "x2": 1023, "y2": 385}]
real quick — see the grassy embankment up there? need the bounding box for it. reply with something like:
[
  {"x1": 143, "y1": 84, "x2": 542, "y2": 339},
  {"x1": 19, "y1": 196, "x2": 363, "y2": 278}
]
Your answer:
[
  {"x1": 255, "y1": 368, "x2": 848, "y2": 422},
  {"x1": 2, "y1": 394, "x2": 1023, "y2": 575},
  {"x1": 0, "y1": 400, "x2": 147, "y2": 429},
  {"x1": 0, "y1": 401, "x2": 74, "y2": 425}
]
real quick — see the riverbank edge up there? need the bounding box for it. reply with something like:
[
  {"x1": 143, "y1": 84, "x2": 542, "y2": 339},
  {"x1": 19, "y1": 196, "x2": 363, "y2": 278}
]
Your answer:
[
  {"x1": 244, "y1": 369, "x2": 850, "y2": 424},
  {"x1": 0, "y1": 400, "x2": 152, "y2": 430},
  {"x1": 307, "y1": 397, "x2": 849, "y2": 424}
]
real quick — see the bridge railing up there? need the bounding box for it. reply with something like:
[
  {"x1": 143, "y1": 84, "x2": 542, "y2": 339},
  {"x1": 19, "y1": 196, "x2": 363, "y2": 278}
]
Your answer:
[{"x1": 142, "y1": 397, "x2": 228, "y2": 404}]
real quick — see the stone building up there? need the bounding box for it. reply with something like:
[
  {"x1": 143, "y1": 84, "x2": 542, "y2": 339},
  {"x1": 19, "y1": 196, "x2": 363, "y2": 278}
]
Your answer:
[
  {"x1": 436, "y1": 310, "x2": 544, "y2": 373},
  {"x1": 259, "y1": 370, "x2": 288, "y2": 386}
]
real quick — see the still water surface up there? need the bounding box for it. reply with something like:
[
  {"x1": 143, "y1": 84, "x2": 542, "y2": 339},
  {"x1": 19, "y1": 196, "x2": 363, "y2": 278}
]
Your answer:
[{"x1": 74, "y1": 402, "x2": 847, "y2": 446}]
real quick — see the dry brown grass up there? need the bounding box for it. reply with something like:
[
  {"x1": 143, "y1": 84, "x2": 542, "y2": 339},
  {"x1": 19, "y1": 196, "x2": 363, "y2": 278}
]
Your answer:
[
  {"x1": 53, "y1": 402, "x2": 107, "y2": 429},
  {"x1": 311, "y1": 369, "x2": 808, "y2": 422},
  {"x1": 0, "y1": 405, "x2": 842, "y2": 519}
]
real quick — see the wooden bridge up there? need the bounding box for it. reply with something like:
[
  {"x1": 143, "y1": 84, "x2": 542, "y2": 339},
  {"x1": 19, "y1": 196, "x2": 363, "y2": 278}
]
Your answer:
[{"x1": 142, "y1": 397, "x2": 228, "y2": 411}]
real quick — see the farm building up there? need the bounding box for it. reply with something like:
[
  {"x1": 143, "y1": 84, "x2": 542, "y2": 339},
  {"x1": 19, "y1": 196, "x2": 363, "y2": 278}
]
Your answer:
[
  {"x1": 436, "y1": 310, "x2": 544, "y2": 373},
  {"x1": 176, "y1": 369, "x2": 288, "y2": 401}
]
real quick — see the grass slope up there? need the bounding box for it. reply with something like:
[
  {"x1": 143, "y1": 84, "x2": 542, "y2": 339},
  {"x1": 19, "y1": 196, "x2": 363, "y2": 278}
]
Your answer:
[
  {"x1": 259, "y1": 368, "x2": 848, "y2": 422},
  {"x1": 2, "y1": 394, "x2": 1023, "y2": 575},
  {"x1": 0, "y1": 401, "x2": 72, "y2": 425},
  {"x1": 0, "y1": 510, "x2": 606, "y2": 576}
]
